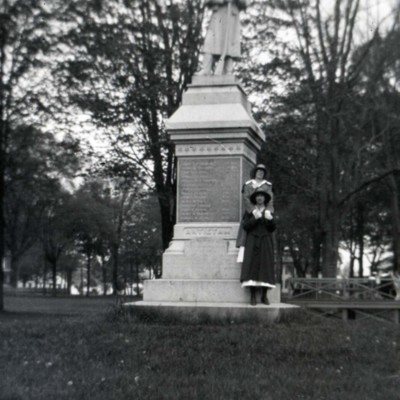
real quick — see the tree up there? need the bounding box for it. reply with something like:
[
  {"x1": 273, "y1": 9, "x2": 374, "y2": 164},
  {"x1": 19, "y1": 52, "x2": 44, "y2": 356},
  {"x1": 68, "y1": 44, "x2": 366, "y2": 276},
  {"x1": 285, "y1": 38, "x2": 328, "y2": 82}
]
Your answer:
[
  {"x1": 370, "y1": 31, "x2": 400, "y2": 273},
  {"x1": 72, "y1": 180, "x2": 113, "y2": 295},
  {"x1": 339, "y1": 23, "x2": 400, "y2": 274},
  {"x1": 240, "y1": 0, "x2": 400, "y2": 277},
  {"x1": 53, "y1": 0, "x2": 204, "y2": 250},
  {"x1": 4, "y1": 124, "x2": 81, "y2": 287},
  {"x1": 95, "y1": 243, "x2": 111, "y2": 296},
  {"x1": 105, "y1": 180, "x2": 144, "y2": 295},
  {"x1": 41, "y1": 190, "x2": 77, "y2": 296},
  {"x1": 121, "y1": 193, "x2": 163, "y2": 291},
  {"x1": 18, "y1": 244, "x2": 43, "y2": 288},
  {"x1": 71, "y1": 177, "x2": 146, "y2": 295},
  {"x1": 0, "y1": 0, "x2": 75, "y2": 307}
]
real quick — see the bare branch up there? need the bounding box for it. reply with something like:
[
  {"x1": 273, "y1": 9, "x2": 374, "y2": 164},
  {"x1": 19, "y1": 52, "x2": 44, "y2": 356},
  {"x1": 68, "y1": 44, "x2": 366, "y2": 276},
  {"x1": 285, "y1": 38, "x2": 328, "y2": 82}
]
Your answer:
[
  {"x1": 339, "y1": 168, "x2": 400, "y2": 206},
  {"x1": 316, "y1": 0, "x2": 330, "y2": 70}
]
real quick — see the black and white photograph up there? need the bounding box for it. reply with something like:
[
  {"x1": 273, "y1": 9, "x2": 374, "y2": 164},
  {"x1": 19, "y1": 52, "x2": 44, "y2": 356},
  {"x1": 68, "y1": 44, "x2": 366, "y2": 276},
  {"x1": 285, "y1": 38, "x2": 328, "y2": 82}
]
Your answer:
[{"x1": 1, "y1": 0, "x2": 400, "y2": 399}]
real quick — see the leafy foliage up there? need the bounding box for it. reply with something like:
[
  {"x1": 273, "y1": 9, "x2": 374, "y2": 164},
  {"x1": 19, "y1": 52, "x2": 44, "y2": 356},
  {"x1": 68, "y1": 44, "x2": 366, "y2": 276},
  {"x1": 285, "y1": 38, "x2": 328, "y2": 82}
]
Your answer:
[
  {"x1": 53, "y1": 0, "x2": 205, "y2": 249},
  {"x1": 238, "y1": 0, "x2": 400, "y2": 276}
]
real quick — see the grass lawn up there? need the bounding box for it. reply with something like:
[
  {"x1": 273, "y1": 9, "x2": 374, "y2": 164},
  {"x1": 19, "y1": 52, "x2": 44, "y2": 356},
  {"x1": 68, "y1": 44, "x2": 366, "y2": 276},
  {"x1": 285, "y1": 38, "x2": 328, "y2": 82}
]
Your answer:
[{"x1": 1, "y1": 296, "x2": 400, "y2": 400}]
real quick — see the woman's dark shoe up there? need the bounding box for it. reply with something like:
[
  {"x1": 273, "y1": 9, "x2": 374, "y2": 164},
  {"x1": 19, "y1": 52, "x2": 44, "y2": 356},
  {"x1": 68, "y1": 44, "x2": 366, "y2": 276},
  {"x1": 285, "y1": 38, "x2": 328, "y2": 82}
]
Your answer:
[
  {"x1": 250, "y1": 287, "x2": 256, "y2": 306},
  {"x1": 261, "y1": 288, "x2": 269, "y2": 305},
  {"x1": 261, "y1": 296, "x2": 270, "y2": 305}
]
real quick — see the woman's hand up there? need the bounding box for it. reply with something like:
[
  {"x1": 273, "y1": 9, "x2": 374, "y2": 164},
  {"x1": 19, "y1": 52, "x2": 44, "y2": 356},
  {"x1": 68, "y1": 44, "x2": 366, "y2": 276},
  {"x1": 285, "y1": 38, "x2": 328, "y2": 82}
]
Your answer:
[
  {"x1": 252, "y1": 209, "x2": 262, "y2": 219},
  {"x1": 264, "y1": 210, "x2": 273, "y2": 220}
]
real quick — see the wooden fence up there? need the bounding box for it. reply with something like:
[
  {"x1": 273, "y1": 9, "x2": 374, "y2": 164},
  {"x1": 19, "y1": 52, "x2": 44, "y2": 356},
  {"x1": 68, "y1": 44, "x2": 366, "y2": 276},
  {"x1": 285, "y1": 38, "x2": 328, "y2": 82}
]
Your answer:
[{"x1": 287, "y1": 278, "x2": 400, "y2": 323}]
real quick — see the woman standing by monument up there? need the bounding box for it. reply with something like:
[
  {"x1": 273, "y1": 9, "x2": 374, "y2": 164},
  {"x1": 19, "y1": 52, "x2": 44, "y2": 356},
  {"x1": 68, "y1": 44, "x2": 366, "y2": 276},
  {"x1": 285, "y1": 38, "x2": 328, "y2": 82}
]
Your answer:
[
  {"x1": 236, "y1": 164, "x2": 273, "y2": 260},
  {"x1": 240, "y1": 188, "x2": 276, "y2": 306},
  {"x1": 242, "y1": 164, "x2": 273, "y2": 217}
]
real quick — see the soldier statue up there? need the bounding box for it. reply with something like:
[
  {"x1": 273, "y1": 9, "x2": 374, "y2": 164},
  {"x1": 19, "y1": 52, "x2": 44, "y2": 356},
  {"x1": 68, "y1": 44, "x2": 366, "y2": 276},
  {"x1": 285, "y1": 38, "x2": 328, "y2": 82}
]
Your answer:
[{"x1": 199, "y1": 0, "x2": 247, "y2": 76}]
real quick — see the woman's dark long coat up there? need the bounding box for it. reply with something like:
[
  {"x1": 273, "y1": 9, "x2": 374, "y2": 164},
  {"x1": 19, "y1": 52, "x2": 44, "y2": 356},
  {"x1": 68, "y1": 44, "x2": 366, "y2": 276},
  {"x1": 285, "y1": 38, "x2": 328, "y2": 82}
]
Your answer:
[
  {"x1": 240, "y1": 211, "x2": 276, "y2": 285},
  {"x1": 236, "y1": 180, "x2": 273, "y2": 247}
]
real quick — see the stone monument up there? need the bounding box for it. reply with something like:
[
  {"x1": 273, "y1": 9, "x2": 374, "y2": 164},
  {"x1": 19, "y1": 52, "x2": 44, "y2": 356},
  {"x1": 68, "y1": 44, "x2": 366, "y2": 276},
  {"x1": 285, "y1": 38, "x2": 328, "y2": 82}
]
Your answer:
[{"x1": 126, "y1": 0, "x2": 297, "y2": 322}]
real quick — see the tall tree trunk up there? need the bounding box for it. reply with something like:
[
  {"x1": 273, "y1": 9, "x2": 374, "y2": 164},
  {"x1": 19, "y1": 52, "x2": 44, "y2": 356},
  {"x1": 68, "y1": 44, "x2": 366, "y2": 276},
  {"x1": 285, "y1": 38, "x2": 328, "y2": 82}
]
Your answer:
[
  {"x1": 317, "y1": 118, "x2": 333, "y2": 276},
  {"x1": 112, "y1": 243, "x2": 119, "y2": 295},
  {"x1": 0, "y1": 155, "x2": 3, "y2": 308},
  {"x1": 290, "y1": 247, "x2": 307, "y2": 277},
  {"x1": 320, "y1": 190, "x2": 341, "y2": 277},
  {"x1": 349, "y1": 256, "x2": 355, "y2": 278},
  {"x1": 356, "y1": 202, "x2": 365, "y2": 277},
  {"x1": 325, "y1": 111, "x2": 342, "y2": 277},
  {"x1": 348, "y1": 207, "x2": 356, "y2": 278},
  {"x1": 42, "y1": 259, "x2": 48, "y2": 295},
  {"x1": 123, "y1": 261, "x2": 127, "y2": 296},
  {"x1": 86, "y1": 253, "x2": 92, "y2": 297},
  {"x1": 383, "y1": 122, "x2": 400, "y2": 272},
  {"x1": 312, "y1": 228, "x2": 321, "y2": 277},
  {"x1": 388, "y1": 173, "x2": 400, "y2": 272},
  {"x1": 0, "y1": 1, "x2": 7, "y2": 312},
  {"x1": 9, "y1": 255, "x2": 19, "y2": 288},
  {"x1": 80, "y1": 263, "x2": 84, "y2": 295},
  {"x1": 136, "y1": 262, "x2": 140, "y2": 297},
  {"x1": 154, "y1": 169, "x2": 173, "y2": 279},
  {"x1": 51, "y1": 260, "x2": 57, "y2": 297},
  {"x1": 324, "y1": 207, "x2": 341, "y2": 277},
  {"x1": 0, "y1": 257, "x2": 3, "y2": 311},
  {"x1": 320, "y1": 105, "x2": 342, "y2": 277},
  {"x1": 129, "y1": 257, "x2": 134, "y2": 296},
  {"x1": 101, "y1": 255, "x2": 107, "y2": 296},
  {"x1": 66, "y1": 269, "x2": 72, "y2": 295}
]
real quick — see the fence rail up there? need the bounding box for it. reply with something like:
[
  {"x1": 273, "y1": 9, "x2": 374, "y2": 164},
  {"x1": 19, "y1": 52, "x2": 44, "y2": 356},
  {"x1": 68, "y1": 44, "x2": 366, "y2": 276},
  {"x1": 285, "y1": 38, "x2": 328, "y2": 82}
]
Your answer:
[
  {"x1": 287, "y1": 278, "x2": 400, "y2": 323},
  {"x1": 287, "y1": 278, "x2": 396, "y2": 302}
]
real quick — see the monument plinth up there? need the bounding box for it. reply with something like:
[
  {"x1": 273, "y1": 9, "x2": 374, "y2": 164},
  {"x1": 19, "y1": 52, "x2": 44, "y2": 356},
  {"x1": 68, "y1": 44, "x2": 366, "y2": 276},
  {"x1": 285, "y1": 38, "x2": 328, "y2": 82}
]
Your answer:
[
  {"x1": 123, "y1": 75, "x2": 300, "y2": 322},
  {"x1": 133, "y1": 75, "x2": 285, "y2": 315}
]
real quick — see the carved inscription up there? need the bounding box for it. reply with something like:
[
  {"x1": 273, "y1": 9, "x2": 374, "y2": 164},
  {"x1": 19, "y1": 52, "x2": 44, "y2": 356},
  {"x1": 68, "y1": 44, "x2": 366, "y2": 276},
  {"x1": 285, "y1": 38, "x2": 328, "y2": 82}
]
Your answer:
[
  {"x1": 176, "y1": 144, "x2": 243, "y2": 156},
  {"x1": 183, "y1": 227, "x2": 233, "y2": 237},
  {"x1": 178, "y1": 158, "x2": 241, "y2": 223}
]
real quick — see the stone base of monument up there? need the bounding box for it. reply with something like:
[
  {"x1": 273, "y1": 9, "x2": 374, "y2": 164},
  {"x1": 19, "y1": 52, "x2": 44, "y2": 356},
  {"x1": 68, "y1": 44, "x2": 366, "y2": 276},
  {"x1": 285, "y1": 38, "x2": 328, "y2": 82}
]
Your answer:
[
  {"x1": 147, "y1": 237, "x2": 282, "y2": 303},
  {"x1": 123, "y1": 237, "x2": 299, "y2": 323},
  {"x1": 143, "y1": 279, "x2": 281, "y2": 303}
]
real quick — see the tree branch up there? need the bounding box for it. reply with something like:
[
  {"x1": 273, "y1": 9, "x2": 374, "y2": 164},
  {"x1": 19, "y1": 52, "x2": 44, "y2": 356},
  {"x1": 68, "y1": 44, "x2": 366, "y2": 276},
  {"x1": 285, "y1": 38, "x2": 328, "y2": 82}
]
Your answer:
[{"x1": 339, "y1": 168, "x2": 400, "y2": 206}]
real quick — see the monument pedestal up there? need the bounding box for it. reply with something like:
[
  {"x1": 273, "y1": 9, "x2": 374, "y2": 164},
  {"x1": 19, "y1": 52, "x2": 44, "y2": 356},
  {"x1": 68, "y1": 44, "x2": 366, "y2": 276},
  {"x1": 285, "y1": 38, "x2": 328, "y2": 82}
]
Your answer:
[
  {"x1": 145, "y1": 237, "x2": 281, "y2": 304},
  {"x1": 125, "y1": 75, "x2": 297, "y2": 322}
]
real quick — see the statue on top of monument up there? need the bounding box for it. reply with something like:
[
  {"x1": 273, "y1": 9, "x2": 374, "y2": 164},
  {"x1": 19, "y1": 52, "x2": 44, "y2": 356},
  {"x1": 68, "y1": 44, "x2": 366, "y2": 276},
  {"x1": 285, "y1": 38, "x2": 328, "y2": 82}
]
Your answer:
[{"x1": 198, "y1": 0, "x2": 248, "y2": 76}]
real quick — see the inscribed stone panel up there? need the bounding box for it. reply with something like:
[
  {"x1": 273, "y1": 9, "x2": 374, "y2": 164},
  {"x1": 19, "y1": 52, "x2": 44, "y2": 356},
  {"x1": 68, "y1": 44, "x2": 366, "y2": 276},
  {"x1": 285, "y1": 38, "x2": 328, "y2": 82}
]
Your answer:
[{"x1": 178, "y1": 157, "x2": 241, "y2": 223}]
